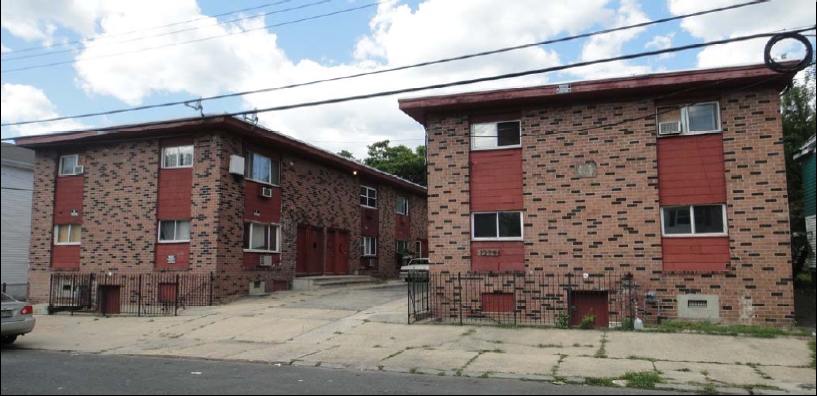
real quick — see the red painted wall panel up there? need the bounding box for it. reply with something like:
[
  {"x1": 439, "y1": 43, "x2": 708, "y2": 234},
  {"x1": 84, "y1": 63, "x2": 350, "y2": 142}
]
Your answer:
[
  {"x1": 657, "y1": 134, "x2": 727, "y2": 206},
  {"x1": 52, "y1": 245, "x2": 80, "y2": 270},
  {"x1": 395, "y1": 214, "x2": 410, "y2": 240},
  {"x1": 155, "y1": 243, "x2": 190, "y2": 270},
  {"x1": 482, "y1": 293, "x2": 514, "y2": 313},
  {"x1": 361, "y1": 207, "x2": 379, "y2": 237},
  {"x1": 243, "y1": 252, "x2": 282, "y2": 269},
  {"x1": 470, "y1": 149, "x2": 523, "y2": 212},
  {"x1": 662, "y1": 237, "x2": 730, "y2": 272},
  {"x1": 54, "y1": 176, "x2": 84, "y2": 224},
  {"x1": 244, "y1": 181, "x2": 281, "y2": 223},
  {"x1": 471, "y1": 241, "x2": 525, "y2": 272},
  {"x1": 157, "y1": 169, "x2": 193, "y2": 219}
]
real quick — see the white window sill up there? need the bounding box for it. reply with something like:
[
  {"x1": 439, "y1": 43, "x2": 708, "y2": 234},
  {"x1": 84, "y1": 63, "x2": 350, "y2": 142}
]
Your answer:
[
  {"x1": 246, "y1": 179, "x2": 281, "y2": 188},
  {"x1": 471, "y1": 237, "x2": 524, "y2": 242},
  {"x1": 470, "y1": 145, "x2": 522, "y2": 152},
  {"x1": 396, "y1": 212, "x2": 408, "y2": 216},
  {"x1": 244, "y1": 249, "x2": 281, "y2": 254},
  {"x1": 657, "y1": 130, "x2": 723, "y2": 138},
  {"x1": 158, "y1": 240, "x2": 191, "y2": 244},
  {"x1": 161, "y1": 165, "x2": 194, "y2": 170},
  {"x1": 362, "y1": 255, "x2": 378, "y2": 258},
  {"x1": 661, "y1": 233, "x2": 728, "y2": 238},
  {"x1": 58, "y1": 173, "x2": 83, "y2": 177},
  {"x1": 361, "y1": 205, "x2": 378, "y2": 210},
  {"x1": 54, "y1": 243, "x2": 81, "y2": 246}
]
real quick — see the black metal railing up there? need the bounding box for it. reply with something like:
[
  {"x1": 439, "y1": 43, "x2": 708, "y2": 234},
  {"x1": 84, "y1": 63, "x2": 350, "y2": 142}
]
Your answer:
[
  {"x1": 409, "y1": 271, "x2": 638, "y2": 328},
  {"x1": 48, "y1": 272, "x2": 214, "y2": 316}
]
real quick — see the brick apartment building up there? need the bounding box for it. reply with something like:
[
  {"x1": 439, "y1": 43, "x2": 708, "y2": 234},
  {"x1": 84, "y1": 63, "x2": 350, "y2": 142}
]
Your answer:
[
  {"x1": 399, "y1": 63, "x2": 798, "y2": 326},
  {"x1": 16, "y1": 116, "x2": 427, "y2": 305}
]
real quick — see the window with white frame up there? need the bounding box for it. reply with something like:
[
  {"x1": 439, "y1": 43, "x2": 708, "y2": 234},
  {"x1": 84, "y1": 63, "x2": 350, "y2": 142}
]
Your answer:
[
  {"x1": 360, "y1": 186, "x2": 377, "y2": 208},
  {"x1": 59, "y1": 155, "x2": 81, "y2": 176},
  {"x1": 395, "y1": 196, "x2": 408, "y2": 215},
  {"x1": 471, "y1": 121, "x2": 521, "y2": 150},
  {"x1": 245, "y1": 152, "x2": 281, "y2": 186},
  {"x1": 661, "y1": 204, "x2": 727, "y2": 236},
  {"x1": 158, "y1": 220, "x2": 191, "y2": 242},
  {"x1": 243, "y1": 223, "x2": 280, "y2": 252},
  {"x1": 472, "y1": 211, "x2": 523, "y2": 240},
  {"x1": 162, "y1": 145, "x2": 194, "y2": 169},
  {"x1": 362, "y1": 236, "x2": 377, "y2": 256},
  {"x1": 396, "y1": 240, "x2": 409, "y2": 253},
  {"x1": 657, "y1": 102, "x2": 721, "y2": 136},
  {"x1": 54, "y1": 224, "x2": 82, "y2": 245}
]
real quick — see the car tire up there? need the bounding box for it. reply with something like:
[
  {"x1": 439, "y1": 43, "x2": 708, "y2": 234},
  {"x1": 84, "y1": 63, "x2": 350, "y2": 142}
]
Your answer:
[{"x1": 2, "y1": 336, "x2": 17, "y2": 345}]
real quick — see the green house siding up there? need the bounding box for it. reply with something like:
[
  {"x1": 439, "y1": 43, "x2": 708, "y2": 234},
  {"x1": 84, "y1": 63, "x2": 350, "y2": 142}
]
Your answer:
[{"x1": 804, "y1": 153, "x2": 816, "y2": 217}]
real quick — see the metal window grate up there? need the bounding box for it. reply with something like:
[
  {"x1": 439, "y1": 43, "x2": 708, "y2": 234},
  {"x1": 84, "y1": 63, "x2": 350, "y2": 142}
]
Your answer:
[{"x1": 688, "y1": 300, "x2": 708, "y2": 308}]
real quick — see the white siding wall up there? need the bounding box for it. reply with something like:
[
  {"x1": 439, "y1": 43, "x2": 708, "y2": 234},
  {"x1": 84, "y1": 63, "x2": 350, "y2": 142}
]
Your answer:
[
  {"x1": 1, "y1": 161, "x2": 34, "y2": 299},
  {"x1": 807, "y1": 215, "x2": 816, "y2": 271}
]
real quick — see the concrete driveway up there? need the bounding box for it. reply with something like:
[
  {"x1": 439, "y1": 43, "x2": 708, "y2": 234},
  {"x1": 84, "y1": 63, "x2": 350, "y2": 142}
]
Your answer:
[{"x1": 5, "y1": 283, "x2": 816, "y2": 395}]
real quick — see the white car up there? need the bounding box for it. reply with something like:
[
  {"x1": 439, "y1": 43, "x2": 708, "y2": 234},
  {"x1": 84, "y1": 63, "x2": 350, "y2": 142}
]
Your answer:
[
  {"x1": 1, "y1": 293, "x2": 36, "y2": 345},
  {"x1": 400, "y1": 258, "x2": 432, "y2": 281}
]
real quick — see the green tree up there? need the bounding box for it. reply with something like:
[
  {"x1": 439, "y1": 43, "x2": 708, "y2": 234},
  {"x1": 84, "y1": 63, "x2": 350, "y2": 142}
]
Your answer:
[
  {"x1": 337, "y1": 150, "x2": 358, "y2": 161},
  {"x1": 782, "y1": 66, "x2": 816, "y2": 234},
  {"x1": 363, "y1": 140, "x2": 427, "y2": 186}
]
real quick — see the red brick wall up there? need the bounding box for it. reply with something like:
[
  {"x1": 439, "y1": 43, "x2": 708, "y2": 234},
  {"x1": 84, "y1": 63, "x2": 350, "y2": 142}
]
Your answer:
[
  {"x1": 395, "y1": 214, "x2": 410, "y2": 240},
  {"x1": 155, "y1": 243, "x2": 190, "y2": 270},
  {"x1": 471, "y1": 241, "x2": 525, "y2": 272},
  {"x1": 470, "y1": 149, "x2": 523, "y2": 211},
  {"x1": 360, "y1": 207, "x2": 379, "y2": 237},
  {"x1": 157, "y1": 169, "x2": 192, "y2": 219},
  {"x1": 662, "y1": 237, "x2": 730, "y2": 272},
  {"x1": 54, "y1": 176, "x2": 84, "y2": 224},
  {"x1": 52, "y1": 245, "x2": 80, "y2": 270},
  {"x1": 425, "y1": 88, "x2": 792, "y2": 324}
]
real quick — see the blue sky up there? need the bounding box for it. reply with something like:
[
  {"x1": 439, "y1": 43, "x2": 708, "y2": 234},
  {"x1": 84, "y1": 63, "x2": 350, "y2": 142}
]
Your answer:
[{"x1": 1, "y1": 0, "x2": 814, "y2": 156}]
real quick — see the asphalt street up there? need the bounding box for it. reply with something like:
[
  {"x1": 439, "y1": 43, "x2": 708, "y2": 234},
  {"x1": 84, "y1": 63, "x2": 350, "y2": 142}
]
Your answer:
[{"x1": 1, "y1": 349, "x2": 674, "y2": 395}]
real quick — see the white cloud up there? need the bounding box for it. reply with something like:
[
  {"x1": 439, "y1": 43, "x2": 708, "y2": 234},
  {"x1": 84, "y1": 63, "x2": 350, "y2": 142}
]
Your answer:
[
  {"x1": 0, "y1": 43, "x2": 11, "y2": 53},
  {"x1": 668, "y1": 0, "x2": 816, "y2": 68},
  {"x1": 645, "y1": 32, "x2": 675, "y2": 60},
  {"x1": 0, "y1": 0, "x2": 102, "y2": 46},
  {"x1": 1, "y1": 83, "x2": 86, "y2": 136}
]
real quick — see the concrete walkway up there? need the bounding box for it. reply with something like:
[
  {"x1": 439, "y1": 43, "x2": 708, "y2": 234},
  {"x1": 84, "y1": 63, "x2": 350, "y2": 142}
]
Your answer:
[{"x1": 9, "y1": 284, "x2": 816, "y2": 395}]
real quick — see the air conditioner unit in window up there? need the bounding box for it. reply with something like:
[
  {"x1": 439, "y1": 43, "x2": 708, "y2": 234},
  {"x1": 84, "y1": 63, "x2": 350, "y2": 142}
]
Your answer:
[
  {"x1": 260, "y1": 187, "x2": 273, "y2": 198},
  {"x1": 73, "y1": 165, "x2": 85, "y2": 174},
  {"x1": 658, "y1": 121, "x2": 682, "y2": 136},
  {"x1": 260, "y1": 255, "x2": 273, "y2": 267}
]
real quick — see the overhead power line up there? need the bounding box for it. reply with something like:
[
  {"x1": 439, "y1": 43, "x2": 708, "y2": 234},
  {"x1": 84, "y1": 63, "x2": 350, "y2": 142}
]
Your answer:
[
  {"x1": 1, "y1": 0, "x2": 332, "y2": 63},
  {"x1": 0, "y1": 0, "x2": 391, "y2": 74},
  {"x1": 2, "y1": 27, "x2": 813, "y2": 143},
  {"x1": 0, "y1": 0, "x2": 776, "y2": 127},
  {"x1": 1, "y1": 0, "x2": 296, "y2": 56}
]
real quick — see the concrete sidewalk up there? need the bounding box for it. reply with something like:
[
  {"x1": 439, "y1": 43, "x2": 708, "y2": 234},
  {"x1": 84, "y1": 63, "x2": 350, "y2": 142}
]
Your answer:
[{"x1": 8, "y1": 285, "x2": 816, "y2": 395}]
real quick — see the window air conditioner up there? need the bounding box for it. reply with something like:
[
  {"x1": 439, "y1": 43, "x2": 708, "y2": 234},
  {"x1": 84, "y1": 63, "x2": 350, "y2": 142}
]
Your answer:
[
  {"x1": 261, "y1": 187, "x2": 273, "y2": 198},
  {"x1": 658, "y1": 121, "x2": 682, "y2": 136},
  {"x1": 73, "y1": 165, "x2": 85, "y2": 174},
  {"x1": 260, "y1": 255, "x2": 273, "y2": 267}
]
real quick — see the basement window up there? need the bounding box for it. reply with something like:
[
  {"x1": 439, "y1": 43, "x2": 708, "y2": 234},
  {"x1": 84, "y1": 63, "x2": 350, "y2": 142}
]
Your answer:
[
  {"x1": 661, "y1": 204, "x2": 727, "y2": 237},
  {"x1": 158, "y1": 220, "x2": 191, "y2": 243},
  {"x1": 471, "y1": 121, "x2": 521, "y2": 150},
  {"x1": 472, "y1": 211, "x2": 523, "y2": 241}
]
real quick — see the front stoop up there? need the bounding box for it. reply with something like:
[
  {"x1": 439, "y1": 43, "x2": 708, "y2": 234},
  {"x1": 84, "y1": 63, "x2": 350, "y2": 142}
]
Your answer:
[{"x1": 292, "y1": 276, "x2": 382, "y2": 291}]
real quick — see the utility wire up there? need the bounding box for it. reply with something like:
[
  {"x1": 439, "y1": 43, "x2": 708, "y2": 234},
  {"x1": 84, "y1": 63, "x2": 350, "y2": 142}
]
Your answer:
[
  {"x1": 0, "y1": 0, "x2": 391, "y2": 74},
  {"x1": 3, "y1": 26, "x2": 812, "y2": 144},
  {"x1": 0, "y1": 0, "x2": 777, "y2": 127},
  {"x1": 1, "y1": 0, "x2": 295, "y2": 56},
  {"x1": 1, "y1": 0, "x2": 331, "y2": 63}
]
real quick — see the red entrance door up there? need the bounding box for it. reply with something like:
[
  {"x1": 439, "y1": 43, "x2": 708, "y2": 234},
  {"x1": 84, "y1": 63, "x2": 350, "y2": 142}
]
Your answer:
[
  {"x1": 99, "y1": 286, "x2": 121, "y2": 315},
  {"x1": 570, "y1": 291, "x2": 609, "y2": 328},
  {"x1": 326, "y1": 229, "x2": 350, "y2": 275},
  {"x1": 297, "y1": 225, "x2": 324, "y2": 276}
]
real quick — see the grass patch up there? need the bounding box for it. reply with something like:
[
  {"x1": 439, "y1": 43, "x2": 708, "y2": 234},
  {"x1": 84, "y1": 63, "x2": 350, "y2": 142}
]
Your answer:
[
  {"x1": 437, "y1": 372, "x2": 446, "y2": 377},
  {"x1": 746, "y1": 363, "x2": 772, "y2": 380},
  {"x1": 409, "y1": 368, "x2": 419, "y2": 374},
  {"x1": 585, "y1": 377, "x2": 615, "y2": 387},
  {"x1": 373, "y1": 345, "x2": 382, "y2": 349},
  {"x1": 479, "y1": 372, "x2": 491, "y2": 379},
  {"x1": 677, "y1": 368, "x2": 691, "y2": 372},
  {"x1": 384, "y1": 350, "x2": 404, "y2": 360},
  {"x1": 551, "y1": 354, "x2": 567, "y2": 376},
  {"x1": 594, "y1": 333, "x2": 608, "y2": 359},
  {"x1": 490, "y1": 340, "x2": 504, "y2": 344},
  {"x1": 627, "y1": 355, "x2": 657, "y2": 362},
  {"x1": 650, "y1": 321, "x2": 810, "y2": 338},
  {"x1": 621, "y1": 371, "x2": 662, "y2": 389},
  {"x1": 462, "y1": 329, "x2": 477, "y2": 336},
  {"x1": 455, "y1": 369, "x2": 463, "y2": 377},
  {"x1": 480, "y1": 349, "x2": 505, "y2": 354},
  {"x1": 537, "y1": 343, "x2": 563, "y2": 349}
]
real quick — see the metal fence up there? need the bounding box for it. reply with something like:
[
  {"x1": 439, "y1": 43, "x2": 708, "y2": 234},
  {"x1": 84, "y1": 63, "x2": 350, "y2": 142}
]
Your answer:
[
  {"x1": 48, "y1": 272, "x2": 214, "y2": 316},
  {"x1": 409, "y1": 271, "x2": 638, "y2": 328}
]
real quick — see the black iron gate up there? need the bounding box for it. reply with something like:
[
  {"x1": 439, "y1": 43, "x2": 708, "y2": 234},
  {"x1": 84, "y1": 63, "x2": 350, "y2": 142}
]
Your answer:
[
  {"x1": 48, "y1": 272, "x2": 214, "y2": 316},
  {"x1": 407, "y1": 271, "x2": 430, "y2": 324}
]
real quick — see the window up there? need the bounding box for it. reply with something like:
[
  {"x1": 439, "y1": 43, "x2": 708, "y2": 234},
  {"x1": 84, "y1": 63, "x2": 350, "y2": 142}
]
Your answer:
[
  {"x1": 396, "y1": 240, "x2": 409, "y2": 253},
  {"x1": 661, "y1": 205, "x2": 726, "y2": 236},
  {"x1": 415, "y1": 240, "x2": 423, "y2": 258},
  {"x1": 158, "y1": 220, "x2": 191, "y2": 243},
  {"x1": 361, "y1": 186, "x2": 377, "y2": 208},
  {"x1": 245, "y1": 152, "x2": 281, "y2": 186},
  {"x1": 162, "y1": 145, "x2": 194, "y2": 169},
  {"x1": 59, "y1": 155, "x2": 81, "y2": 176},
  {"x1": 54, "y1": 224, "x2": 81, "y2": 245},
  {"x1": 472, "y1": 212, "x2": 523, "y2": 240},
  {"x1": 657, "y1": 102, "x2": 721, "y2": 136},
  {"x1": 471, "y1": 121, "x2": 521, "y2": 150},
  {"x1": 396, "y1": 196, "x2": 408, "y2": 215},
  {"x1": 243, "y1": 223, "x2": 280, "y2": 252},
  {"x1": 362, "y1": 237, "x2": 377, "y2": 256}
]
